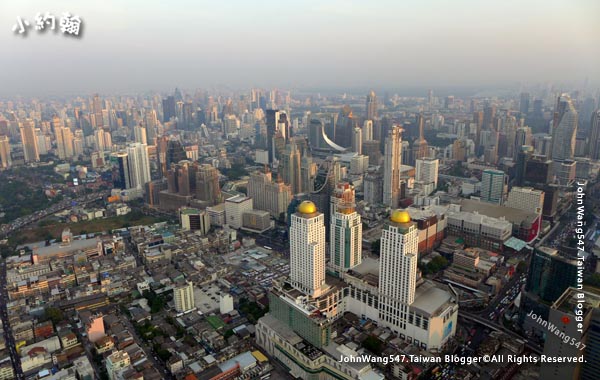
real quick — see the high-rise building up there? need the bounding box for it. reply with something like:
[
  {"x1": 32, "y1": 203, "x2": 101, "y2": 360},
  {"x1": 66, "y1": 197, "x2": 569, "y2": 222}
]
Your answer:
[
  {"x1": 126, "y1": 143, "x2": 151, "y2": 189},
  {"x1": 301, "y1": 154, "x2": 318, "y2": 193},
  {"x1": 483, "y1": 104, "x2": 496, "y2": 130},
  {"x1": 363, "y1": 120, "x2": 373, "y2": 141},
  {"x1": 551, "y1": 94, "x2": 578, "y2": 161},
  {"x1": 162, "y1": 96, "x2": 176, "y2": 122},
  {"x1": 290, "y1": 201, "x2": 326, "y2": 298},
  {"x1": 92, "y1": 94, "x2": 104, "y2": 129},
  {"x1": 378, "y1": 210, "x2": 418, "y2": 327},
  {"x1": 266, "y1": 110, "x2": 289, "y2": 164},
  {"x1": 110, "y1": 152, "x2": 129, "y2": 189},
  {"x1": 589, "y1": 110, "x2": 600, "y2": 160},
  {"x1": 351, "y1": 127, "x2": 362, "y2": 154},
  {"x1": 383, "y1": 126, "x2": 403, "y2": 208},
  {"x1": 411, "y1": 114, "x2": 429, "y2": 164},
  {"x1": 0, "y1": 136, "x2": 11, "y2": 169},
  {"x1": 56, "y1": 127, "x2": 74, "y2": 160},
  {"x1": 582, "y1": 308, "x2": 600, "y2": 380},
  {"x1": 196, "y1": 164, "x2": 221, "y2": 205},
  {"x1": 20, "y1": 119, "x2": 39, "y2": 162},
  {"x1": 133, "y1": 125, "x2": 147, "y2": 145},
  {"x1": 527, "y1": 247, "x2": 578, "y2": 303},
  {"x1": 366, "y1": 91, "x2": 378, "y2": 120},
  {"x1": 514, "y1": 126, "x2": 532, "y2": 160},
  {"x1": 247, "y1": 170, "x2": 292, "y2": 219},
  {"x1": 480, "y1": 169, "x2": 507, "y2": 205},
  {"x1": 330, "y1": 186, "x2": 362, "y2": 275},
  {"x1": 173, "y1": 280, "x2": 195, "y2": 313},
  {"x1": 224, "y1": 195, "x2": 253, "y2": 229},
  {"x1": 415, "y1": 158, "x2": 439, "y2": 189},
  {"x1": 506, "y1": 187, "x2": 544, "y2": 215},
  {"x1": 540, "y1": 287, "x2": 600, "y2": 380},
  {"x1": 280, "y1": 141, "x2": 302, "y2": 194}
]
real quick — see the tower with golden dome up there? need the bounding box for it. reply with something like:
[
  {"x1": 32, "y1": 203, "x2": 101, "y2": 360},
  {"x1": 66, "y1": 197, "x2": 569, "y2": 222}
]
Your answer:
[
  {"x1": 379, "y1": 208, "x2": 419, "y2": 328},
  {"x1": 289, "y1": 201, "x2": 327, "y2": 298}
]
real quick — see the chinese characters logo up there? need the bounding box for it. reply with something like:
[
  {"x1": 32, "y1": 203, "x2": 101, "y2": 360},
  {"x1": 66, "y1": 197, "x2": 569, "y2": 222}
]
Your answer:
[{"x1": 13, "y1": 12, "x2": 82, "y2": 36}]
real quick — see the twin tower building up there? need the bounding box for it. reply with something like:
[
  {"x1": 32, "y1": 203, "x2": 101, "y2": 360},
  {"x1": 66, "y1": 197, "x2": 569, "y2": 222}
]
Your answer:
[{"x1": 256, "y1": 190, "x2": 458, "y2": 379}]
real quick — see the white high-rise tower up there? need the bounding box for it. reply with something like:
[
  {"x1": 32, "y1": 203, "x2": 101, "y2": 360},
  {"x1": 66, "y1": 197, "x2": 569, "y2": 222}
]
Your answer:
[
  {"x1": 126, "y1": 143, "x2": 151, "y2": 189},
  {"x1": 290, "y1": 201, "x2": 326, "y2": 298},
  {"x1": 383, "y1": 126, "x2": 403, "y2": 208},
  {"x1": 378, "y1": 210, "x2": 418, "y2": 332}
]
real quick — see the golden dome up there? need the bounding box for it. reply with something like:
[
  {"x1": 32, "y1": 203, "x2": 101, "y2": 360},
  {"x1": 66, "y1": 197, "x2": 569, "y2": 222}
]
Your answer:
[
  {"x1": 298, "y1": 201, "x2": 317, "y2": 214},
  {"x1": 390, "y1": 209, "x2": 411, "y2": 223}
]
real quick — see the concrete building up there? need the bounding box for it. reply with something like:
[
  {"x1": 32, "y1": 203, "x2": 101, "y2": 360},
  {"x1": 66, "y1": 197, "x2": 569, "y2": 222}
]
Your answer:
[
  {"x1": 506, "y1": 187, "x2": 545, "y2": 215},
  {"x1": 415, "y1": 157, "x2": 439, "y2": 189},
  {"x1": 224, "y1": 195, "x2": 253, "y2": 229},
  {"x1": 0, "y1": 135, "x2": 11, "y2": 169},
  {"x1": 174, "y1": 280, "x2": 195, "y2": 313},
  {"x1": 480, "y1": 169, "x2": 507, "y2": 205},
  {"x1": 330, "y1": 196, "x2": 362, "y2": 276},
  {"x1": 551, "y1": 94, "x2": 578, "y2": 161},
  {"x1": 106, "y1": 350, "x2": 131, "y2": 380},
  {"x1": 247, "y1": 170, "x2": 292, "y2": 219},
  {"x1": 180, "y1": 207, "x2": 210, "y2": 235},
  {"x1": 242, "y1": 210, "x2": 272, "y2": 233}
]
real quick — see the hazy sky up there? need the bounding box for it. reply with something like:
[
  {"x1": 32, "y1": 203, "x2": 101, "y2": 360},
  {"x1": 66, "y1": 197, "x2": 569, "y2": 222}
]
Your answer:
[{"x1": 2, "y1": 0, "x2": 599, "y2": 96}]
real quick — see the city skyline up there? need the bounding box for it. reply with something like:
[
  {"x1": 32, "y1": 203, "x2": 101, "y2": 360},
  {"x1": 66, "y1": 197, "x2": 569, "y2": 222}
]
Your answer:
[{"x1": 2, "y1": 0, "x2": 600, "y2": 96}]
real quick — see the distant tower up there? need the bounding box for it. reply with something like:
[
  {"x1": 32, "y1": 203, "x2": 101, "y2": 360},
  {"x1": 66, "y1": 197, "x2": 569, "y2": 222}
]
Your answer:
[
  {"x1": 290, "y1": 201, "x2": 326, "y2": 298},
  {"x1": 589, "y1": 110, "x2": 600, "y2": 160},
  {"x1": 280, "y1": 141, "x2": 302, "y2": 194},
  {"x1": 550, "y1": 94, "x2": 578, "y2": 161},
  {"x1": 351, "y1": 127, "x2": 362, "y2": 154},
  {"x1": 362, "y1": 120, "x2": 373, "y2": 141},
  {"x1": 134, "y1": 125, "x2": 147, "y2": 145},
  {"x1": 411, "y1": 113, "x2": 429, "y2": 164},
  {"x1": 20, "y1": 119, "x2": 40, "y2": 163},
  {"x1": 378, "y1": 210, "x2": 418, "y2": 332},
  {"x1": 366, "y1": 91, "x2": 378, "y2": 121},
  {"x1": 0, "y1": 136, "x2": 11, "y2": 169},
  {"x1": 415, "y1": 158, "x2": 439, "y2": 188},
  {"x1": 56, "y1": 126, "x2": 74, "y2": 160},
  {"x1": 92, "y1": 94, "x2": 104, "y2": 129},
  {"x1": 383, "y1": 126, "x2": 403, "y2": 208},
  {"x1": 126, "y1": 143, "x2": 151, "y2": 189}
]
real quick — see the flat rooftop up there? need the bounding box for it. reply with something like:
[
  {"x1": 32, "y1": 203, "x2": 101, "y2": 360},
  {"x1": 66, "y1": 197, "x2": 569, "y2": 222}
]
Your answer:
[
  {"x1": 459, "y1": 198, "x2": 538, "y2": 225},
  {"x1": 33, "y1": 238, "x2": 100, "y2": 257},
  {"x1": 411, "y1": 281, "x2": 455, "y2": 317}
]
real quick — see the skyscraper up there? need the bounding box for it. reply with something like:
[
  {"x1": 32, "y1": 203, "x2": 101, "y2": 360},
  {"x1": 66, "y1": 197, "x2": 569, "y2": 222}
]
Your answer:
[
  {"x1": 266, "y1": 109, "x2": 289, "y2": 164},
  {"x1": 290, "y1": 201, "x2": 326, "y2": 298},
  {"x1": 383, "y1": 126, "x2": 403, "y2": 208},
  {"x1": 173, "y1": 280, "x2": 195, "y2": 313},
  {"x1": 20, "y1": 120, "x2": 40, "y2": 163},
  {"x1": 110, "y1": 152, "x2": 130, "y2": 189},
  {"x1": 411, "y1": 113, "x2": 429, "y2": 164},
  {"x1": 351, "y1": 127, "x2": 362, "y2": 154},
  {"x1": 133, "y1": 125, "x2": 147, "y2": 145},
  {"x1": 366, "y1": 90, "x2": 378, "y2": 120},
  {"x1": 589, "y1": 110, "x2": 600, "y2": 160},
  {"x1": 195, "y1": 164, "x2": 221, "y2": 205},
  {"x1": 551, "y1": 94, "x2": 578, "y2": 161},
  {"x1": 506, "y1": 187, "x2": 545, "y2": 215},
  {"x1": 247, "y1": 170, "x2": 292, "y2": 219},
  {"x1": 480, "y1": 169, "x2": 507, "y2": 205},
  {"x1": 362, "y1": 119, "x2": 373, "y2": 141},
  {"x1": 280, "y1": 141, "x2": 302, "y2": 194},
  {"x1": 330, "y1": 184, "x2": 362, "y2": 275},
  {"x1": 92, "y1": 94, "x2": 104, "y2": 129},
  {"x1": 126, "y1": 143, "x2": 151, "y2": 189},
  {"x1": 300, "y1": 154, "x2": 318, "y2": 194},
  {"x1": 378, "y1": 210, "x2": 418, "y2": 331},
  {"x1": 540, "y1": 287, "x2": 600, "y2": 380},
  {"x1": 56, "y1": 127, "x2": 74, "y2": 160},
  {"x1": 162, "y1": 96, "x2": 176, "y2": 122},
  {"x1": 0, "y1": 135, "x2": 11, "y2": 169},
  {"x1": 513, "y1": 126, "x2": 532, "y2": 160}
]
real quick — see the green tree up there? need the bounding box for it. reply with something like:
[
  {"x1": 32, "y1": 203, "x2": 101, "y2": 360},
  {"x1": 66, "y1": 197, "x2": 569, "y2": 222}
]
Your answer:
[{"x1": 44, "y1": 307, "x2": 64, "y2": 324}]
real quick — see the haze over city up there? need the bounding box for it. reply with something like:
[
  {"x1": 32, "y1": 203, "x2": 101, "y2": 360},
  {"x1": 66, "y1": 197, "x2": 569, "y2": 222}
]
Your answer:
[{"x1": 2, "y1": 0, "x2": 600, "y2": 96}]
